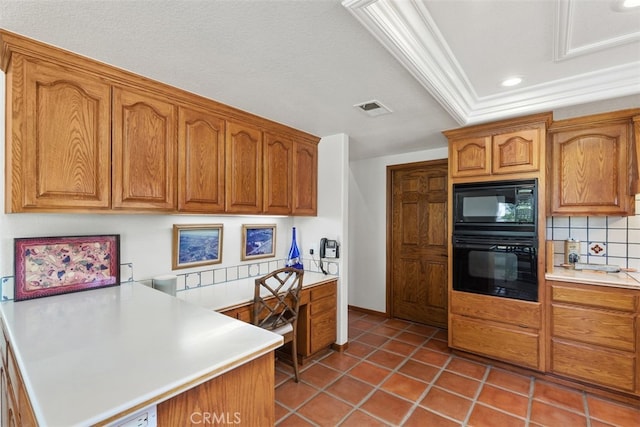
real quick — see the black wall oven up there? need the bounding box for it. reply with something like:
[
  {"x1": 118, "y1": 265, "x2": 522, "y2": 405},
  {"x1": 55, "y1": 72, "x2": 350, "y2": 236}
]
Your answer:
[{"x1": 452, "y1": 179, "x2": 538, "y2": 302}]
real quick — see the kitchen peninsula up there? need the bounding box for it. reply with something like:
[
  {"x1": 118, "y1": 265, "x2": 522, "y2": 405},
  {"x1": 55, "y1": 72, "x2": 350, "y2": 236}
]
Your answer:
[{"x1": 0, "y1": 282, "x2": 282, "y2": 426}]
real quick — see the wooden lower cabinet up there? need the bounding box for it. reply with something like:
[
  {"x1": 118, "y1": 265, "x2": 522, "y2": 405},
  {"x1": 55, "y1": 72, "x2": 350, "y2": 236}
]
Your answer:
[
  {"x1": 1, "y1": 326, "x2": 37, "y2": 426},
  {"x1": 303, "y1": 283, "x2": 337, "y2": 356},
  {"x1": 450, "y1": 315, "x2": 540, "y2": 370},
  {"x1": 157, "y1": 352, "x2": 274, "y2": 427},
  {"x1": 549, "y1": 281, "x2": 639, "y2": 395},
  {"x1": 449, "y1": 291, "x2": 543, "y2": 370},
  {"x1": 221, "y1": 280, "x2": 337, "y2": 361},
  {"x1": 551, "y1": 339, "x2": 635, "y2": 392}
]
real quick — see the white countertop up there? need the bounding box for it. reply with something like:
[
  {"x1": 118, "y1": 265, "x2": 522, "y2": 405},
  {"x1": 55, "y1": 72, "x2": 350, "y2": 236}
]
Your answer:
[
  {"x1": 546, "y1": 267, "x2": 640, "y2": 289},
  {"x1": 0, "y1": 282, "x2": 282, "y2": 427},
  {"x1": 177, "y1": 271, "x2": 338, "y2": 311}
]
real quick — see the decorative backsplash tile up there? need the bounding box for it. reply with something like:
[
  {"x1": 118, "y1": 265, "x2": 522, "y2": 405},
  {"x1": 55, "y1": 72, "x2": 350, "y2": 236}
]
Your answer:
[
  {"x1": 0, "y1": 259, "x2": 340, "y2": 300},
  {"x1": 547, "y1": 195, "x2": 640, "y2": 270}
]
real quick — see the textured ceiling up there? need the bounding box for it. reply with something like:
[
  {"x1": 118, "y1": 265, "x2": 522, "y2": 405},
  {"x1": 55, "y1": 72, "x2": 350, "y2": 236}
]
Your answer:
[{"x1": 0, "y1": 0, "x2": 639, "y2": 160}]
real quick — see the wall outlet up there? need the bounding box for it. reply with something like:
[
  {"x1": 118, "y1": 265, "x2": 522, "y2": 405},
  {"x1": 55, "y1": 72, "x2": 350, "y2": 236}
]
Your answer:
[{"x1": 309, "y1": 248, "x2": 314, "y2": 255}]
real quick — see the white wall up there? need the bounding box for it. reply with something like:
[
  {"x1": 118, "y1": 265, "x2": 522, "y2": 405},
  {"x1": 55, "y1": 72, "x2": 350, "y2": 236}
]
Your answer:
[{"x1": 348, "y1": 147, "x2": 448, "y2": 312}]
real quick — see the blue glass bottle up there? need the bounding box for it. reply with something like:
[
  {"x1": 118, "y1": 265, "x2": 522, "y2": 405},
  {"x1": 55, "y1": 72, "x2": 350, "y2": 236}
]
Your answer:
[{"x1": 286, "y1": 227, "x2": 303, "y2": 270}]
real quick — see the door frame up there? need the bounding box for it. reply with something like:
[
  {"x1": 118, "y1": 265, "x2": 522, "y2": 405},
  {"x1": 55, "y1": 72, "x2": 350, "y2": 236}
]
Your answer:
[{"x1": 386, "y1": 158, "x2": 448, "y2": 318}]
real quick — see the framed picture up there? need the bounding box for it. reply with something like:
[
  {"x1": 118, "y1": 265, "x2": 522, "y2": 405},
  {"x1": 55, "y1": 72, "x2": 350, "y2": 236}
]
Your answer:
[
  {"x1": 14, "y1": 234, "x2": 120, "y2": 301},
  {"x1": 173, "y1": 224, "x2": 223, "y2": 270},
  {"x1": 242, "y1": 224, "x2": 276, "y2": 260}
]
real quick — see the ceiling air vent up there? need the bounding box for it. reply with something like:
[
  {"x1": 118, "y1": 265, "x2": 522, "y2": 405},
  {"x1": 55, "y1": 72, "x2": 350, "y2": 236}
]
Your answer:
[{"x1": 353, "y1": 100, "x2": 392, "y2": 117}]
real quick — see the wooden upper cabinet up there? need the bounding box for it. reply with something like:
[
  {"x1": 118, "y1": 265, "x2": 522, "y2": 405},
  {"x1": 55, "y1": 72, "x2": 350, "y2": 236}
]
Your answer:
[
  {"x1": 445, "y1": 112, "x2": 551, "y2": 180},
  {"x1": 178, "y1": 106, "x2": 225, "y2": 213},
  {"x1": 449, "y1": 137, "x2": 491, "y2": 177},
  {"x1": 293, "y1": 139, "x2": 318, "y2": 215},
  {"x1": 263, "y1": 133, "x2": 293, "y2": 214},
  {"x1": 112, "y1": 87, "x2": 177, "y2": 211},
  {"x1": 8, "y1": 55, "x2": 111, "y2": 211},
  {"x1": 492, "y1": 128, "x2": 540, "y2": 174},
  {"x1": 548, "y1": 109, "x2": 639, "y2": 216},
  {"x1": 225, "y1": 121, "x2": 263, "y2": 213},
  {"x1": 1, "y1": 30, "x2": 320, "y2": 216}
]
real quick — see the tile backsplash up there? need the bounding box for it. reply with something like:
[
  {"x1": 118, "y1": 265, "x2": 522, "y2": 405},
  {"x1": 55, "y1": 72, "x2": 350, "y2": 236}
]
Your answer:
[{"x1": 546, "y1": 195, "x2": 640, "y2": 270}]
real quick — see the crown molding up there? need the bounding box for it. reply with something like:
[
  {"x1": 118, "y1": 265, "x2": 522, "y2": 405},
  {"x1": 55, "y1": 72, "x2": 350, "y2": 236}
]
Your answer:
[
  {"x1": 343, "y1": 0, "x2": 640, "y2": 126},
  {"x1": 554, "y1": 0, "x2": 640, "y2": 61}
]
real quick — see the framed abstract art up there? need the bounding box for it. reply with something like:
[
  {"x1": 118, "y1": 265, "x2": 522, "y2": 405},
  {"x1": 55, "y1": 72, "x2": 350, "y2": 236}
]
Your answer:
[{"x1": 14, "y1": 234, "x2": 120, "y2": 301}]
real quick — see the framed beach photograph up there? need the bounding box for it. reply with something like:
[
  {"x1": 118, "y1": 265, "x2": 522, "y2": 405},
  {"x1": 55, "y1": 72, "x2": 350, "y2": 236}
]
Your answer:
[
  {"x1": 242, "y1": 224, "x2": 276, "y2": 261},
  {"x1": 173, "y1": 224, "x2": 223, "y2": 270},
  {"x1": 14, "y1": 234, "x2": 120, "y2": 301}
]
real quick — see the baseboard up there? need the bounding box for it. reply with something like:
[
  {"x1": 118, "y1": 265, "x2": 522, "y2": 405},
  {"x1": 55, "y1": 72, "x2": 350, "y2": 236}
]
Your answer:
[
  {"x1": 331, "y1": 342, "x2": 349, "y2": 352},
  {"x1": 347, "y1": 305, "x2": 389, "y2": 318}
]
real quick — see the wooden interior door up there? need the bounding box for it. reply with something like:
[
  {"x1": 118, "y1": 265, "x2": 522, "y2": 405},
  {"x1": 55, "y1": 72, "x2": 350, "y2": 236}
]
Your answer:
[{"x1": 388, "y1": 159, "x2": 448, "y2": 328}]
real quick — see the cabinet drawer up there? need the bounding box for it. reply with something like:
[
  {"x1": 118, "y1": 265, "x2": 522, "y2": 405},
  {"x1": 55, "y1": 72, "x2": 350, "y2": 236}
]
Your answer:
[
  {"x1": 310, "y1": 282, "x2": 336, "y2": 301},
  {"x1": 451, "y1": 291, "x2": 541, "y2": 329},
  {"x1": 450, "y1": 315, "x2": 540, "y2": 369},
  {"x1": 552, "y1": 305, "x2": 635, "y2": 351},
  {"x1": 310, "y1": 309, "x2": 336, "y2": 354},
  {"x1": 551, "y1": 283, "x2": 636, "y2": 312},
  {"x1": 551, "y1": 339, "x2": 635, "y2": 392},
  {"x1": 311, "y1": 295, "x2": 335, "y2": 316}
]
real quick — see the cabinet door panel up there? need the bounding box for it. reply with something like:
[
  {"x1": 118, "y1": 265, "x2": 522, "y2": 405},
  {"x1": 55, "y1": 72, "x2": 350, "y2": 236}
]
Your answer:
[
  {"x1": 551, "y1": 283, "x2": 636, "y2": 312},
  {"x1": 21, "y1": 58, "x2": 111, "y2": 210},
  {"x1": 551, "y1": 339, "x2": 635, "y2": 392},
  {"x1": 264, "y1": 133, "x2": 293, "y2": 214},
  {"x1": 112, "y1": 87, "x2": 176, "y2": 210},
  {"x1": 449, "y1": 137, "x2": 491, "y2": 177},
  {"x1": 293, "y1": 140, "x2": 317, "y2": 215},
  {"x1": 451, "y1": 291, "x2": 541, "y2": 328},
  {"x1": 178, "y1": 106, "x2": 225, "y2": 212},
  {"x1": 310, "y1": 309, "x2": 336, "y2": 354},
  {"x1": 492, "y1": 128, "x2": 540, "y2": 174},
  {"x1": 552, "y1": 305, "x2": 635, "y2": 351},
  {"x1": 225, "y1": 121, "x2": 263, "y2": 213},
  {"x1": 450, "y1": 315, "x2": 540, "y2": 369},
  {"x1": 550, "y1": 123, "x2": 632, "y2": 215}
]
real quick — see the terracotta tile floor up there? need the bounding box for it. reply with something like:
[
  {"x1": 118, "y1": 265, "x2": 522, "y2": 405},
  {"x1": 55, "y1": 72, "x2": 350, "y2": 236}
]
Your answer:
[{"x1": 275, "y1": 310, "x2": 640, "y2": 426}]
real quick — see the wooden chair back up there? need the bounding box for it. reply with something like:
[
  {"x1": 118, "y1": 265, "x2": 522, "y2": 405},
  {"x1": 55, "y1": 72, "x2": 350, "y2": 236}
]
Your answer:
[{"x1": 252, "y1": 267, "x2": 304, "y2": 332}]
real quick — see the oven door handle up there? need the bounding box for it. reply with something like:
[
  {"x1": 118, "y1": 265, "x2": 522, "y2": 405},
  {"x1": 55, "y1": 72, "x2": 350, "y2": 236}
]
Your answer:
[
  {"x1": 453, "y1": 239, "x2": 537, "y2": 249},
  {"x1": 453, "y1": 242, "x2": 497, "y2": 250}
]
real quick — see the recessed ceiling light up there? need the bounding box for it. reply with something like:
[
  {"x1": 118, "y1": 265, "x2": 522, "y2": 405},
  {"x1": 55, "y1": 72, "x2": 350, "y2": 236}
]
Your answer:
[
  {"x1": 501, "y1": 77, "x2": 523, "y2": 87},
  {"x1": 613, "y1": 0, "x2": 640, "y2": 10}
]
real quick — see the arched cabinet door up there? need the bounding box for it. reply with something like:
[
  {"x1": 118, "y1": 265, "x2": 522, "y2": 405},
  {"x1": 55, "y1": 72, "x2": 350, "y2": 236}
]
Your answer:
[
  {"x1": 15, "y1": 56, "x2": 111, "y2": 211},
  {"x1": 449, "y1": 137, "x2": 491, "y2": 178},
  {"x1": 225, "y1": 120, "x2": 263, "y2": 213},
  {"x1": 112, "y1": 86, "x2": 177, "y2": 211},
  {"x1": 177, "y1": 106, "x2": 226, "y2": 213},
  {"x1": 263, "y1": 132, "x2": 293, "y2": 215},
  {"x1": 492, "y1": 128, "x2": 541, "y2": 174},
  {"x1": 548, "y1": 110, "x2": 638, "y2": 216}
]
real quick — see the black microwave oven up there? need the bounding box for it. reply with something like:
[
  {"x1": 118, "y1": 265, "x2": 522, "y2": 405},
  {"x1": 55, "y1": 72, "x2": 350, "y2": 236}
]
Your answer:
[{"x1": 453, "y1": 179, "x2": 537, "y2": 237}]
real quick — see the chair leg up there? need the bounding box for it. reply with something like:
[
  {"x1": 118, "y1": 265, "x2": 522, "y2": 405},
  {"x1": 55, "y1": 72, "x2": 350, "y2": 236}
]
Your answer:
[{"x1": 291, "y1": 327, "x2": 300, "y2": 382}]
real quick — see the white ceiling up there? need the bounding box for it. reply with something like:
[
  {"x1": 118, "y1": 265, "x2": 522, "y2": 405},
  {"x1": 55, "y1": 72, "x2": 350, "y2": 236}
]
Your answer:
[{"x1": 1, "y1": 0, "x2": 639, "y2": 160}]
